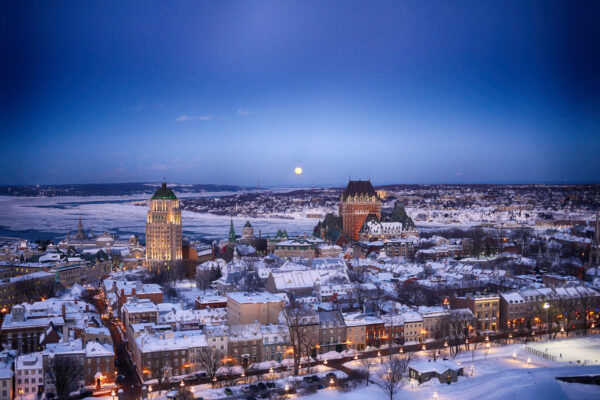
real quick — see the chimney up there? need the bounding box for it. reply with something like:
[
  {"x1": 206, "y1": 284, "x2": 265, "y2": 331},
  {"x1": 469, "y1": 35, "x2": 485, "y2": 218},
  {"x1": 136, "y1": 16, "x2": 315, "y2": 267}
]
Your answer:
[
  {"x1": 63, "y1": 324, "x2": 69, "y2": 342},
  {"x1": 74, "y1": 298, "x2": 78, "y2": 304},
  {"x1": 85, "y1": 304, "x2": 89, "y2": 312},
  {"x1": 132, "y1": 288, "x2": 136, "y2": 296},
  {"x1": 61, "y1": 304, "x2": 66, "y2": 318}
]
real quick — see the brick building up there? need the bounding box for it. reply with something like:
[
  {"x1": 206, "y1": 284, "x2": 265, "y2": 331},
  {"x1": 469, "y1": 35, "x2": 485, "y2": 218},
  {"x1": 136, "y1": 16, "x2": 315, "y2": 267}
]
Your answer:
[{"x1": 339, "y1": 180, "x2": 381, "y2": 241}]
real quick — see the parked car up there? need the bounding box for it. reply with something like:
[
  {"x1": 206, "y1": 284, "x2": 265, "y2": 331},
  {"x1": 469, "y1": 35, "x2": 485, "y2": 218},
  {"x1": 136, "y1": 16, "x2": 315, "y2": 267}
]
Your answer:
[
  {"x1": 310, "y1": 375, "x2": 320, "y2": 382},
  {"x1": 257, "y1": 382, "x2": 267, "y2": 391},
  {"x1": 326, "y1": 372, "x2": 336, "y2": 380},
  {"x1": 249, "y1": 385, "x2": 259, "y2": 392},
  {"x1": 195, "y1": 372, "x2": 207, "y2": 378},
  {"x1": 224, "y1": 388, "x2": 233, "y2": 396},
  {"x1": 184, "y1": 376, "x2": 196, "y2": 383},
  {"x1": 241, "y1": 386, "x2": 251, "y2": 393},
  {"x1": 260, "y1": 392, "x2": 270, "y2": 399},
  {"x1": 266, "y1": 382, "x2": 276, "y2": 389},
  {"x1": 317, "y1": 385, "x2": 324, "y2": 390},
  {"x1": 302, "y1": 376, "x2": 313, "y2": 383}
]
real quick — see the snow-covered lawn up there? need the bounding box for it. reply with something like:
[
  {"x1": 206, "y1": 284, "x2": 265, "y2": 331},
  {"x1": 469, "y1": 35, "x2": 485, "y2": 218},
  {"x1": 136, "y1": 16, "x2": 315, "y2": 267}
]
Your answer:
[
  {"x1": 150, "y1": 337, "x2": 600, "y2": 400},
  {"x1": 528, "y1": 336, "x2": 600, "y2": 365}
]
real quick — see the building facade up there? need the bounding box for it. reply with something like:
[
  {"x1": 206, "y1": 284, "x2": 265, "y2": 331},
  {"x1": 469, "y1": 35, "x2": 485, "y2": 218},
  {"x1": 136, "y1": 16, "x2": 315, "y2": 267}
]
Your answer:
[
  {"x1": 339, "y1": 180, "x2": 381, "y2": 242},
  {"x1": 144, "y1": 183, "x2": 182, "y2": 271}
]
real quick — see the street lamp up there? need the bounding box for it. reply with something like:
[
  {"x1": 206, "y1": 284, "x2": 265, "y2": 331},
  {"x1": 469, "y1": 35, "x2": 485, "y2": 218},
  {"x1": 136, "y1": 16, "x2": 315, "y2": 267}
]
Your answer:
[
  {"x1": 470, "y1": 364, "x2": 474, "y2": 376},
  {"x1": 148, "y1": 386, "x2": 152, "y2": 400},
  {"x1": 180, "y1": 380, "x2": 184, "y2": 388},
  {"x1": 18, "y1": 388, "x2": 24, "y2": 400},
  {"x1": 323, "y1": 359, "x2": 328, "y2": 365},
  {"x1": 527, "y1": 357, "x2": 531, "y2": 368},
  {"x1": 543, "y1": 303, "x2": 550, "y2": 335},
  {"x1": 433, "y1": 391, "x2": 438, "y2": 400},
  {"x1": 354, "y1": 353, "x2": 358, "y2": 360},
  {"x1": 111, "y1": 390, "x2": 116, "y2": 400},
  {"x1": 399, "y1": 347, "x2": 404, "y2": 353},
  {"x1": 512, "y1": 352, "x2": 517, "y2": 360}
]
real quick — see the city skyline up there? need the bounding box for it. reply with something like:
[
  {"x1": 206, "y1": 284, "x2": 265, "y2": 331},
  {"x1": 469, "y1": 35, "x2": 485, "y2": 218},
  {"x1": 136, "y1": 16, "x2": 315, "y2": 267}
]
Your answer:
[{"x1": 2, "y1": 1, "x2": 599, "y2": 186}]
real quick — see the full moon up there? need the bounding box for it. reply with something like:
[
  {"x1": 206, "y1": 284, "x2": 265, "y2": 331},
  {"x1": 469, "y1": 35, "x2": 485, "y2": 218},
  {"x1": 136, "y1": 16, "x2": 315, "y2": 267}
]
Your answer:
[{"x1": 294, "y1": 167, "x2": 303, "y2": 175}]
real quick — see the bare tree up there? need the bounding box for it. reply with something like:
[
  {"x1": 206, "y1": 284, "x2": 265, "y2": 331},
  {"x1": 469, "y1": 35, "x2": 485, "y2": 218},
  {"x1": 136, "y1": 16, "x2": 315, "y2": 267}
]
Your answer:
[
  {"x1": 359, "y1": 356, "x2": 375, "y2": 386},
  {"x1": 281, "y1": 301, "x2": 317, "y2": 375},
  {"x1": 49, "y1": 356, "x2": 80, "y2": 400},
  {"x1": 197, "y1": 348, "x2": 223, "y2": 387},
  {"x1": 153, "y1": 357, "x2": 171, "y2": 394},
  {"x1": 394, "y1": 352, "x2": 414, "y2": 374},
  {"x1": 447, "y1": 309, "x2": 473, "y2": 356},
  {"x1": 376, "y1": 358, "x2": 404, "y2": 400}
]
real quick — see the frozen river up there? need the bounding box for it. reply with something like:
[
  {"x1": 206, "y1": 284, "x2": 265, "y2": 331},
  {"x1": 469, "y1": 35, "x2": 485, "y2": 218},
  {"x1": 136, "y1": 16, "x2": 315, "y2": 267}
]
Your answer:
[{"x1": 0, "y1": 195, "x2": 318, "y2": 242}]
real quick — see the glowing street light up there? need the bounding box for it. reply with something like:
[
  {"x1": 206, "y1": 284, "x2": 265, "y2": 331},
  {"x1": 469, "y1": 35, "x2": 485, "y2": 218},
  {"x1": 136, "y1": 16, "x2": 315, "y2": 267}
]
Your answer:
[
  {"x1": 269, "y1": 367, "x2": 274, "y2": 374},
  {"x1": 354, "y1": 354, "x2": 358, "y2": 360},
  {"x1": 433, "y1": 391, "x2": 438, "y2": 400},
  {"x1": 285, "y1": 383, "x2": 290, "y2": 392},
  {"x1": 527, "y1": 357, "x2": 531, "y2": 368},
  {"x1": 399, "y1": 347, "x2": 404, "y2": 353},
  {"x1": 512, "y1": 352, "x2": 517, "y2": 360},
  {"x1": 111, "y1": 391, "x2": 116, "y2": 400},
  {"x1": 323, "y1": 359, "x2": 328, "y2": 365},
  {"x1": 470, "y1": 364, "x2": 474, "y2": 376},
  {"x1": 180, "y1": 380, "x2": 184, "y2": 388}
]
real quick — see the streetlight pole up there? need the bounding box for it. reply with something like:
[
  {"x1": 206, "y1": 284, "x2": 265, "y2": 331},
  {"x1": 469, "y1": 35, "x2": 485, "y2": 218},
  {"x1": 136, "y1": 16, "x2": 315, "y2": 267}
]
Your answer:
[{"x1": 543, "y1": 303, "x2": 550, "y2": 339}]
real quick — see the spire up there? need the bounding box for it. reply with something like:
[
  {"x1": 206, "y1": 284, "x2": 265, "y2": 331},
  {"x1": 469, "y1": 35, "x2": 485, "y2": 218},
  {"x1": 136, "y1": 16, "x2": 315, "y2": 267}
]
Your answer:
[
  {"x1": 229, "y1": 219, "x2": 236, "y2": 243},
  {"x1": 77, "y1": 218, "x2": 83, "y2": 237}
]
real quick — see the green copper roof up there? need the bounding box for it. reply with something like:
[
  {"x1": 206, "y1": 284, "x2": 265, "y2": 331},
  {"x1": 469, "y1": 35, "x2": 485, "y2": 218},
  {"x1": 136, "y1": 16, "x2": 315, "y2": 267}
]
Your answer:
[
  {"x1": 244, "y1": 220, "x2": 252, "y2": 228},
  {"x1": 151, "y1": 182, "x2": 178, "y2": 200}
]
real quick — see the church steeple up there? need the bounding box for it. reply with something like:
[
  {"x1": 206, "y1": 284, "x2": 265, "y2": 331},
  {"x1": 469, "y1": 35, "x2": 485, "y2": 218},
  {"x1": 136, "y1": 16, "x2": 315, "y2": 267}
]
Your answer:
[{"x1": 229, "y1": 219, "x2": 236, "y2": 243}]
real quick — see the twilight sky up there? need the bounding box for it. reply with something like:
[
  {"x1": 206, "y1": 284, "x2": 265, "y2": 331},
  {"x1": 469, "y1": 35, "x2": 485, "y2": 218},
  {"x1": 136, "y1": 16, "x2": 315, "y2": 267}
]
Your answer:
[{"x1": 1, "y1": 1, "x2": 599, "y2": 186}]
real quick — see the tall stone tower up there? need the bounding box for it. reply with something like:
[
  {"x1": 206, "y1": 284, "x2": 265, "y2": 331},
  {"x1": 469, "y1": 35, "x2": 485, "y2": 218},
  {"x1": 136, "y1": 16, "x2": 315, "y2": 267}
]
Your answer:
[
  {"x1": 144, "y1": 182, "x2": 182, "y2": 272},
  {"x1": 339, "y1": 180, "x2": 381, "y2": 241}
]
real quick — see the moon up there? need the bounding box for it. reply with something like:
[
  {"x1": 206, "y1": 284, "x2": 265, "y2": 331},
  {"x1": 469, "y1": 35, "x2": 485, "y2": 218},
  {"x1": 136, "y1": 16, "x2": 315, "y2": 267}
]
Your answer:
[{"x1": 294, "y1": 167, "x2": 303, "y2": 175}]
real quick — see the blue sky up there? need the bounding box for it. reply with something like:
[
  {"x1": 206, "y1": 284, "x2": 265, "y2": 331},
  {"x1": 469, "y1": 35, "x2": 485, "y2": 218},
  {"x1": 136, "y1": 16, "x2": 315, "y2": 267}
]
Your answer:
[{"x1": 1, "y1": 1, "x2": 599, "y2": 186}]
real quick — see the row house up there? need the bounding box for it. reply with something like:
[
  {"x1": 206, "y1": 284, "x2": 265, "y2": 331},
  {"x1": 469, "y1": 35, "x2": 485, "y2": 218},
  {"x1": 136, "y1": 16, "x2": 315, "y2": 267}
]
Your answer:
[
  {"x1": 133, "y1": 329, "x2": 208, "y2": 381},
  {"x1": 420, "y1": 307, "x2": 450, "y2": 341},
  {"x1": 342, "y1": 313, "x2": 385, "y2": 350},
  {"x1": 317, "y1": 310, "x2": 347, "y2": 353},
  {"x1": 260, "y1": 324, "x2": 291, "y2": 362},
  {"x1": 15, "y1": 353, "x2": 44, "y2": 397},
  {"x1": 450, "y1": 294, "x2": 500, "y2": 333},
  {"x1": 228, "y1": 323, "x2": 263, "y2": 366},
  {"x1": 401, "y1": 312, "x2": 424, "y2": 344},
  {"x1": 500, "y1": 286, "x2": 600, "y2": 330}
]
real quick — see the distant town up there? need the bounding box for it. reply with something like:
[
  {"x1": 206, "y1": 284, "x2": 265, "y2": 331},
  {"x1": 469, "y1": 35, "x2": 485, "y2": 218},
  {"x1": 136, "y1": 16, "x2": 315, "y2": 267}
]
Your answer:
[{"x1": 1, "y1": 181, "x2": 599, "y2": 400}]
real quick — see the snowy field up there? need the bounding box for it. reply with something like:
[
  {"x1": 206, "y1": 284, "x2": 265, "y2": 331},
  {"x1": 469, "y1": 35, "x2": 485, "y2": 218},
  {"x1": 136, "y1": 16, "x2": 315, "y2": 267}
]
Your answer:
[
  {"x1": 528, "y1": 336, "x2": 600, "y2": 365},
  {"x1": 0, "y1": 195, "x2": 318, "y2": 242},
  {"x1": 139, "y1": 337, "x2": 600, "y2": 400}
]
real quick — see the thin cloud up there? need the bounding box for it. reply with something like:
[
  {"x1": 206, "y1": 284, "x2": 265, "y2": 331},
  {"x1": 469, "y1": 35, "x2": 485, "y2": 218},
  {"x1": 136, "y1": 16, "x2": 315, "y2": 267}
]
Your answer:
[
  {"x1": 237, "y1": 107, "x2": 252, "y2": 116},
  {"x1": 174, "y1": 114, "x2": 213, "y2": 122}
]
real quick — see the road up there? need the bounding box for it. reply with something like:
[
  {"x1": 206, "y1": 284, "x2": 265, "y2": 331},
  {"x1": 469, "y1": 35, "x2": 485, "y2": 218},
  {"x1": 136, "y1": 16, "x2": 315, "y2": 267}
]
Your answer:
[{"x1": 95, "y1": 292, "x2": 142, "y2": 400}]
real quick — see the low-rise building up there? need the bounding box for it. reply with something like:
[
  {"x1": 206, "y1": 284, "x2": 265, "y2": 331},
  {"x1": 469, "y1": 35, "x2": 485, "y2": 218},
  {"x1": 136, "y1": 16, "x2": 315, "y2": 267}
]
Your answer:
[
  {"x1": 228, "y1": 323, "x2": 263, "y2": 366},
  {"x1": 317, "y1": 310, "x2": 347, "y2": 353},
  {"x1": 15, "y1": 353, "x2": 44, "y2": 397},
  {"x1": 260, "y1": 324, "x2": 291, "y2": 362},
  {"x1": 450, "y1": 294, "x2": 500, "y2": 333},
  {"x1": 1, "y1": 305, "x2": 65, "y2": 354},
  {"x1": 121, "y1": 298, "x2": 159, "y2": 332},
  {"x1": 227, "y1": 292, "x2": 284, "y2": 325}
]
